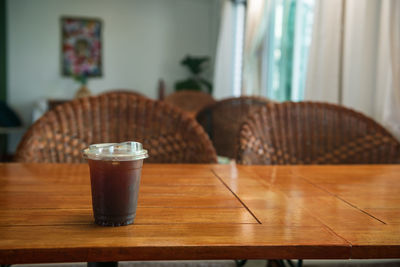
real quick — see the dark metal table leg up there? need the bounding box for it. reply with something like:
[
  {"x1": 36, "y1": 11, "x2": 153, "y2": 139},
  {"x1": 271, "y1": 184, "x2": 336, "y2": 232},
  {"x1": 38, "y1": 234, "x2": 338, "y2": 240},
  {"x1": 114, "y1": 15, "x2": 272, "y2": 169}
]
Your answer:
[
  {"x1": 88, "y1": 262, "x2": 118, "y2": 267},
  {"x1": 297, "y1": 259, "x2": 303, "y2": 267},
  {"x1": 235, "y1": 259, "x2": 248, "y2": 266}
]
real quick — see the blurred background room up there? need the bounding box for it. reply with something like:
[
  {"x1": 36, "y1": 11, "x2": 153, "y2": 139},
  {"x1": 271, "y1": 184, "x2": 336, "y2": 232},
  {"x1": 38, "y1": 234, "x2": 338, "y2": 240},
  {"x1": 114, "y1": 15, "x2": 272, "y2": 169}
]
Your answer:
[
  {"x1": 0, "y1": 0, "x2": 399, "y2": 161},
  {"x1": 1, "y1": 1, "x2": 400, "y2": 267}
]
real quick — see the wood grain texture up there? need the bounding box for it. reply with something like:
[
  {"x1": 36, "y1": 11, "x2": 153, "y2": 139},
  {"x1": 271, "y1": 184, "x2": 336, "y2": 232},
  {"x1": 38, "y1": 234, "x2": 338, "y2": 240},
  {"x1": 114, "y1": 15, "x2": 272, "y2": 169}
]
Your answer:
[
  {"x1": 0, "y1": 163, "x2": 400, "y2": 263},
  {"x1": 0, "y1": 225, "x2": 348, "y2": 263},
  {"x1": 0, "y1": 207, "x2": 257, "y2": 225}
]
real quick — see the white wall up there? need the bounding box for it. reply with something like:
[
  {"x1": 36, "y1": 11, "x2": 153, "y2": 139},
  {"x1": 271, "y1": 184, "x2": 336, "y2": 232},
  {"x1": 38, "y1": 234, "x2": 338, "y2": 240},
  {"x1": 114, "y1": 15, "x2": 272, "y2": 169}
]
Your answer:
[{"x1": 8, "y1": 0, "x2": 219, "y2": 126}]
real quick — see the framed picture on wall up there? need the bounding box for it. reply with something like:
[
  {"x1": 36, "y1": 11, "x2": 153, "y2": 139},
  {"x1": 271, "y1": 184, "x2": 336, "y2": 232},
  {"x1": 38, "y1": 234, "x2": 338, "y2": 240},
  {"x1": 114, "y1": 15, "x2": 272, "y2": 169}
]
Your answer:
[{"x1": 61, "y1": 17, "x2": 102, "y2": 77}]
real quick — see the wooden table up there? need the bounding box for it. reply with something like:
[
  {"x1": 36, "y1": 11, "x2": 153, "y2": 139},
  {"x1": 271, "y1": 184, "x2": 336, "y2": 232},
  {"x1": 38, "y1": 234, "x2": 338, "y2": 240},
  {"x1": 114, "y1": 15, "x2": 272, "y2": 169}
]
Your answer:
[{"x1": 0, "y1": 163, "x2": 399, "y2": 264}]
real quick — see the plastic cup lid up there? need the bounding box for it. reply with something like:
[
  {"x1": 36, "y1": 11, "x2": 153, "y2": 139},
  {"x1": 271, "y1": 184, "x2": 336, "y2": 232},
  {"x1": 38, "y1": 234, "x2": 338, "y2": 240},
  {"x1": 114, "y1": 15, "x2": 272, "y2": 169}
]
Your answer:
[{"x1": 83, "y1": 141, "x2": 149, "y2": 161}]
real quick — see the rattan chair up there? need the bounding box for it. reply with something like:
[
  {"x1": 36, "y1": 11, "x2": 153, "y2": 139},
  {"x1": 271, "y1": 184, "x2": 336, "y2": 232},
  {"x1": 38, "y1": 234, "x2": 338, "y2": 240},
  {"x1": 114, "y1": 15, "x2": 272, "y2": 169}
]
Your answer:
[
  {"x1": 164, "y1": 90, "x2": 216, "y2": 117},
  {"x1": 15, "y1": 94, "x2": 217, "y2": 163},
  {"x1": 237, "y1": 101, "x2": 400, "y2": 165},
  {"x1": 99, "y1": 89, "x2": 147, "y2": 98},
  {"x1": 196, "y1": 96, "x2": 271, "y2": 158}
]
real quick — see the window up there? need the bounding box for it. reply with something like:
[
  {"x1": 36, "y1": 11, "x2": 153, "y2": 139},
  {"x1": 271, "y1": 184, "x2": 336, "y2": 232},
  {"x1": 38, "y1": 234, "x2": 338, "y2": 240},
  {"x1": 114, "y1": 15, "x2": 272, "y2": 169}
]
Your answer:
[
  {"x1": 263, "y1": 0, "x2": 315, "y2": 101},
  {"x1": 233, "y1": 0, "x2": 247, "y2": 96}
]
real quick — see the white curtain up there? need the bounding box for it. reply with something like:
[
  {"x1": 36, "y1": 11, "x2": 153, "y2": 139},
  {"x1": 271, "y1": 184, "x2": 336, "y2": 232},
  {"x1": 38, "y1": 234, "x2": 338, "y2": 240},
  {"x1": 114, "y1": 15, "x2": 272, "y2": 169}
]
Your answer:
[
  {"x1": 304, "y1": 0, "x2": 343, "y2": 103},
  {"x1": 242, "y1": 0, "x2": 271, "y2": 96},
  {"x1": 213, "y1": 0, "x2": 236, "y2": 99},
  {"x1": 377, "y1": 0, "x2": 400, "y2": 140},
  {"x1": 305, "y1": 0, "x2": 400, "y2": 140}
]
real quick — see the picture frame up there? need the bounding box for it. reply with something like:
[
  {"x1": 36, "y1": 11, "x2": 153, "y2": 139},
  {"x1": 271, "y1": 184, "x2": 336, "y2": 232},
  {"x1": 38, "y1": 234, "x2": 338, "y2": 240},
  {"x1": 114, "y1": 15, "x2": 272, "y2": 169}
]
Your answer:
[{"x1": 61, "y1": 16, "x2": 103, "y2": 77}]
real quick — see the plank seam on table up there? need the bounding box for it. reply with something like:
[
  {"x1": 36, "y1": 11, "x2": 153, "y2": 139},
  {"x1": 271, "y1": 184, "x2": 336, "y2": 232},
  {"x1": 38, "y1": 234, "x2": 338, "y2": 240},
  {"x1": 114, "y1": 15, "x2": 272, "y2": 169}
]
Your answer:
[
  {"x1": 279, "y1": 170, "x2": 398, "y2": 259},
  {"x1": 249, "y1": 168, "x2": 353, "y2": 248},
  {"x1": 294, "y1": 172, "x2": 387, "y2": 225},
  {"x1": 211, "y1": 169, "x2": 262, "y2": 224},
  {"x1": 260, "y1": 169, "x2": 400, "y2": 258}
]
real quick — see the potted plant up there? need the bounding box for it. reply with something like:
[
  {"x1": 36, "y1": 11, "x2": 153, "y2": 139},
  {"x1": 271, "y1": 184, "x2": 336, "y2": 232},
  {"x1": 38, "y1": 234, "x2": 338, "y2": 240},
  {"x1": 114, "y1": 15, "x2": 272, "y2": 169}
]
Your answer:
[{"x1": 174, "y1": 55, "x2": 213, "y2": 94}]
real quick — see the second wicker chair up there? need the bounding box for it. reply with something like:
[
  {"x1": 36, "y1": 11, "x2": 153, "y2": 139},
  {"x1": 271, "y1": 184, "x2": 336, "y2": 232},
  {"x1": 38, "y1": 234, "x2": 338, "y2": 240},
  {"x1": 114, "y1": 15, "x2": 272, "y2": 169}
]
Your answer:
[
  {"x1": 237, "y1": 102, "x2": 400, "y2": 165},
  {"x1": 164, "y1": 90, "x2": 216, "y2": 117},
  {"x1": 15, "y1": 94, "x2": 217, "y2": 163},
  {"x1": 196, "y1": 96, "x2": 270, "y2": 158}
]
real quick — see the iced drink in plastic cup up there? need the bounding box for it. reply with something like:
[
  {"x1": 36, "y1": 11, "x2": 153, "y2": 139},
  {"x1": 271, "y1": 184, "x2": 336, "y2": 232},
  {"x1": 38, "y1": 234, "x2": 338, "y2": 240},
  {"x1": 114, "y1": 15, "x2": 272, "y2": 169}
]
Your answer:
[{"x1": 83, "y1": 142, "x2": 148, "y2": 226}]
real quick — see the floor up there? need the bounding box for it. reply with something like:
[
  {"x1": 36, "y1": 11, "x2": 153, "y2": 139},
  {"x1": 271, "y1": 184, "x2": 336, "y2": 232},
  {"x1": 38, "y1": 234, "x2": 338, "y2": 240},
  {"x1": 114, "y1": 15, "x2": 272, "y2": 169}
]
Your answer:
[{"x1": 13, "y1": 259, "x2": 400, "y2": 267}]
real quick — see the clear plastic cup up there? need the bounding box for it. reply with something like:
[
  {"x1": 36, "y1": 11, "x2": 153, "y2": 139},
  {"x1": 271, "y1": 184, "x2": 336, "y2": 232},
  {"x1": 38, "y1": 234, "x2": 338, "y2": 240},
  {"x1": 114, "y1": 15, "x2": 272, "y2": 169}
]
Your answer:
[{"x1": 83, "y1": 142, "x2": 148, "y2": 226}]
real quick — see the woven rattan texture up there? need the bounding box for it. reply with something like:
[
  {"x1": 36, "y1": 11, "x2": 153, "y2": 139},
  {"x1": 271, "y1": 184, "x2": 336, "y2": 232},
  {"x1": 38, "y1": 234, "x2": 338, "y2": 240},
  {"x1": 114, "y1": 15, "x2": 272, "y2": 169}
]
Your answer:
[
  {"x1": 99, "y1": 90, "x2": 147, "y2": 98},
  {"x1": 164, "y1": 90, "x2": 216, "y2": 117},
  {"x1": 15, "y1": 94, "x2": 217, "y2": 164},
  {"x1": 196, "y1": 96, "x2": 271, "y2": 158},
  {"x1": 237, "y1": 102, "x2": 400, "y2": 165}
]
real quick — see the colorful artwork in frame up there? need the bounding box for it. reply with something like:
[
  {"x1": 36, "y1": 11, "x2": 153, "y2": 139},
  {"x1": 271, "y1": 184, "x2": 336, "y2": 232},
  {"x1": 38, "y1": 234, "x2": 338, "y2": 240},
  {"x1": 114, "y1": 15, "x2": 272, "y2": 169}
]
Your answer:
[{"x1": 61, "y1": 17, "x2": 102, "y2": 77}]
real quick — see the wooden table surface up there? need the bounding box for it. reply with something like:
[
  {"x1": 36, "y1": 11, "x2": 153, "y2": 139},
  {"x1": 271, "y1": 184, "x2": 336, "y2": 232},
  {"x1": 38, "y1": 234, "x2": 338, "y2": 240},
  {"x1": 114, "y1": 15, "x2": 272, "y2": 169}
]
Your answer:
[{"x1": 0, "y1": 163, "x2": 399, "y2": 264}]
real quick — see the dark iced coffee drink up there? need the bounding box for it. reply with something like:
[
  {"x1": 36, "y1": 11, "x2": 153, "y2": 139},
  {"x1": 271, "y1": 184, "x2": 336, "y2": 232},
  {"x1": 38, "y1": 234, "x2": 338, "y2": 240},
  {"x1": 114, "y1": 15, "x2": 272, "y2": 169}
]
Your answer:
[{"x1": 83, "y1": 142, "x2": 148, "y2": 226}]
